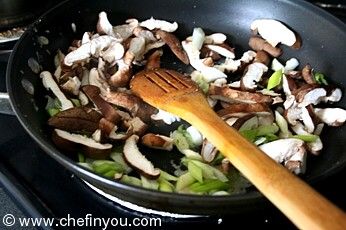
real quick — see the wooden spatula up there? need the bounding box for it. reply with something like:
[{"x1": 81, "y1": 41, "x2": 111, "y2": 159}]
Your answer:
[{"x1": 130, "y1": 69, "x2": 346, "y2": 230}]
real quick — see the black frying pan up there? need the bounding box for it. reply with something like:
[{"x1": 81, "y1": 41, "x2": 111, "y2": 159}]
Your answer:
[{"x1": 3, "y1": 0, "x2": 346, "y2": 215}]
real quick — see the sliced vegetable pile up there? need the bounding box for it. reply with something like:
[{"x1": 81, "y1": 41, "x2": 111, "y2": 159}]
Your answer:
[{"x1": 33, "y1": 12, "x2": 346, "y2": 195}]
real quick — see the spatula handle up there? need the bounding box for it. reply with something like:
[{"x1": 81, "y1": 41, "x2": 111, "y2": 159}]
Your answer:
[{"x1": 170, "y1": 93, "x2": 346, "y2": 230}]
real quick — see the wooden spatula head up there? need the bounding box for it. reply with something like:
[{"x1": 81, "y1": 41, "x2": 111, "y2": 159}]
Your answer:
[{"x1": 130, "y1": 69, "x2": 200, "y2": 110}]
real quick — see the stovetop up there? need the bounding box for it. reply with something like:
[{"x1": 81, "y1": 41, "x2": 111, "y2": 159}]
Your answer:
[{"x1": 0, "y1": 1, "x2": 345, "y2": 229}]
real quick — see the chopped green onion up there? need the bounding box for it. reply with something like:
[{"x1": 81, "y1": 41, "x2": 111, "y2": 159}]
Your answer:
[
  {"x1": 159, "y1": 179, "x2": 174, "y2": 192},
  {"x1": 71, "y1": 98, "x2": 81, "y2": 107},
  {"x1": 47, "y1": 108, "x2": 60, "y2": 117},
  {"x1": 110, "y1": 151, "x2": 132, "y2": 173},
  {"x1": 171, "y1": 125, "x2": 196, "y2": 151},
  {"x1": 188, "y1": 161, "x2": 203, "y2": 183},
  {"x1": 45, "y1": 96, "x2": 61, "y2": 116},
  {"x1": 267, "y1": 69, "x2": 283, "y2": 90},
  {"x1": 54, "y1": 98, "x2": 62, "y2": 109},
  {"x1": 239, "y1": 116, "x2": 259, "y2": 131},
  {"x1": 78, "y1": 153, "x2": 85, "y2": 163},
  {"x1": 239, "y1": 129, "x2": 257, "y2": 142},
  {"x1": 103, "y1": 170, "x2": 116, "y2": 178},
  {"x1": 159, "y1": 170, "x2": 178, "y2": 181},
  {"x1": 240, "y1": 124, "x2": 279, "y2": 142},
  {"x1": 77, "y1": 162, "x2": 93, "y2": 170},
  {"x1": 92, "y1": 160, "x2": 124, "y2": 174},
  {"x1": 120, "y1": 175, "x2": 142, "y2": 187},
  {"x1": 314, "y1": 72, "x2": 328, "y2": 85},
  {"x1": 256, "y1": 124, "x2": 279, "y2": 136},
  {"x1": 141, "y1": 175, "x2": 159, "y2": 190},
  {"x1": 172, "y1": 131, "x2": 189, "y2": 151},
  {"x1": 189, "y1": 179, "x2": 229, "y2": 193},
  {"x1": 292, "y1": 134, "x2": 319, "y2": 142},
  {"x1": 210, "y1": 152, "x2": 224, "y2": 165},
  {"x1": 275, "y1": 111, "x2": 289, "y2": 135},
  {"x1": 190, "y1": 160, "x2": 228, "y2": 182},
  {"x1": 194, "y1": 74, "x2": 209, "y2": 93},
  {"x1": 176, "y1": 172, "x2": 196, "y2": 191},
  {"x1": 192, "y1": 27, "x2": 205, "y2": 50},
  {"x1": 263, "y1": 133, "x2": 279, "y2": 142},
  {"x1": 180, "y1": 149, "x2": 203, "y2": 161}
]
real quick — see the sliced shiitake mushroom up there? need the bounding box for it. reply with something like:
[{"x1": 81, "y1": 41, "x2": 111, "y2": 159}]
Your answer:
[
  {"x1": 82, "y1": 85, "x2": 122, "y2": 124},
  {"x1": 123, "y1": 135, "x2": 160, "y2": 179},
  {"x1": 141, "y1": 133, "x2": 173, "y2": 150},
  {"x1": 209, "y1": 85, "x2": 273, "y2": 104},
  {"x1": 48, "y1": 106, "x2": 102, "y2": 134},
  {"x1": 52, "y1": 129, "x2": 112, "y2": 159}
]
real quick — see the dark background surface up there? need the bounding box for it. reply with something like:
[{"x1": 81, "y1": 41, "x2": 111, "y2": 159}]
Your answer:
[{"x1": 0, "y1": 0, "x2": 345, "y2": 229}]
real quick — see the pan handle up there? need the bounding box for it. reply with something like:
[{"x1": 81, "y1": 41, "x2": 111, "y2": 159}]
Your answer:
[{"x1": 0, "y1": 92, "x2": 14, "y2": 115}]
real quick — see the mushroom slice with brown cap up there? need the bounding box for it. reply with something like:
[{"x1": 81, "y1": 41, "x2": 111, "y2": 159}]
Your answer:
[
  {"x1": 205, "y1": 44, "x2": 235, "y2": 59},
  {"x1": 52, "y1": 129, "x2": 112, "y2": 159},
  {"x1": 200, "y1": 46, "x2": 222, "y2": 61},
  {"x1": 300, "y1": 107, "x2": 315, "y2": 133},
  {"x1": 240, "y1": 62, "x2": 268, "y2": 90},
  {"x1": 112, "y1": 19, "x2": 139, "y2": 41},
  {"x1": 64, "y1": 35, "x2": 116, "y2": 66},
  {"x1": 314, "y1": 108, "x2": 346, "y2": 127},
  {"x1": 109, "y1": 59, "x2": 132, "y2": 87},
  {"x1": 82, "y1": 85, "x2": 121, "y2": 124},
  {"x1": 78, "y1": 91, "x2": 89, "y2": 106},
  {"x1": 88, "y1": 68, "x2": 109, "y2": 94},
  {"x1": 109, "y1": 126, "x2": 133, "y2": 141},
  {"x1": 323, "y1": 87, "x2": 342, "y2": 103},
  {"x1": 182, "y1": 41, "x2": 227, "y2": 82},
  {"x1": 156, "y1": 30, "x2": 189, "y2": 64},
  {"x1": 102, "y1": 91, "x2": 157, "y2": 123},
  {"x1": 285, "y1": 101, "x2": 315, "y2": 133},
  {"x1": 143, "y1": 40, "x2": 166, "y2": 54},
  {"x1": 64, "y1": 43, "x2": 91, "y2": 66},
  {"x1": 293, "y1": 84, "x2": 327, "y2": 107},
  {"x1": 48, "y1": 106, "x2": 102, "y2": 134},
  {"x1": 97, "y1": 12, "x2": 114, "y2": 36},
  {"x1": 139, "y1": 17, "x2": 178, "y2": 32},
  {"x1": 141, "y1": 133, "x2": 173, "y2": 151},
  {"x1": 128, "y1": 36, "x2": 146, "y2": 61},
  {"x1": 301, "y1": 64, "x2": 316, "y2": 84},
  {"x1": 259, "y1": 138, "x2": 306, "y2": 165},
  {"x1": 133, "y1": 27, "x2": 157, "y2": 42},
  {"x1": 209, "y1": 85, "x2": 273, "y2": 104},
  {"x1": 254, "y1": 50, "x2": 271, "y2": 66},
  {"x1": 123, "y1": 117, "x2": 148, "y2": 136},
  {"x1": 217, "y1": 103, "x2": 272, "y2": 119},
  {"x1": 248, "y1": 36, "x2": 282, "y2": 57},
  {"x1": 250, "y1": 19, "x2": 298, "y2": 48},
  {"x1": 81, "y1": 32, "x2": 91, "y2": 44},
  {"x1": 186, "y1": 33, "x2": 227, "y2": 45},
  {"x1": 151, "y1": 109, "x2": 181, "y2": 125},
  {"x1": 124, "y1": 135, "x2": 161, "y2": 179},
  {"x1": 285, "y1": 149, "x2": 307, "y2": 174},
  {"x1": 90, "y1": 35, "x2": 117, "y2": 57},
  {"x1": 101, "y1": 41, "x2": 124, "y2": 64},
  {"x1": 201, "y1": 138, "x2": 218, "y2": 163},
  {"x1": 291, "y1": 122, "x2": 323, "y2": 155},
  {"x1": 99, "y1": 118, "x2": 117, "y2": 137},
  {"x1": 61, "y1": 76, "x2": 81, "y2": 96},
  {"x1": 40, "y1": 71, "x2": 74, "y2": 110},
  {"x1": 145, "y1": 49, "x2": 163, "y2": 70}
]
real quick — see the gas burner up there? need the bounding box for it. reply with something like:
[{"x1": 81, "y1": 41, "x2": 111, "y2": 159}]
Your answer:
[{"x1": 0, "y1": 26, "x2": 25, "y2": 43}]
